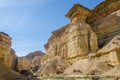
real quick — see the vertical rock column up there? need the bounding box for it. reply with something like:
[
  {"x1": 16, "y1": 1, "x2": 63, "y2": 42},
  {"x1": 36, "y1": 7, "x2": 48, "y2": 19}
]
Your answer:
[
  {"x1": 0, "y1": 32, "x2": 12, "y2": 68},
  {"x1": 66, "y1": 4, "x2": 98, "y2": 60}
]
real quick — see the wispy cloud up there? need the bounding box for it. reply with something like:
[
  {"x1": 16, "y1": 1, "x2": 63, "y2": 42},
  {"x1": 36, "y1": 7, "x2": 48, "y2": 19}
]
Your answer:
[
  {"x1": 0, "y1": 0, "x2": 48, "y2": 7},
  {"x1": 0, "y1": 14, "x2": 25, "y2": 33}
]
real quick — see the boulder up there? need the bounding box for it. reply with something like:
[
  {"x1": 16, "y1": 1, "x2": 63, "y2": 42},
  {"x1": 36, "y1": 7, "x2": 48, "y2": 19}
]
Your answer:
[
  {"x1": 36, "y1": 56, "x2": 69, "y2": 76},
  {"x1": 103, "y1": 65, "x2": 120, "y2": 76},
  {"x1": 64, "y1": 59, "x2": 112, "y2": 75}
]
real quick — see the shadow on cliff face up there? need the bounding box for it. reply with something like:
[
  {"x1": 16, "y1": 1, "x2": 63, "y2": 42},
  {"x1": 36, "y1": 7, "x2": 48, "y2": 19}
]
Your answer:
[
  {"x1": 0, "y1": 60, "x2": 28, "y2": 80},
  {"x1": 19, "y1": 70, "x2": 39, "y2": 80}
]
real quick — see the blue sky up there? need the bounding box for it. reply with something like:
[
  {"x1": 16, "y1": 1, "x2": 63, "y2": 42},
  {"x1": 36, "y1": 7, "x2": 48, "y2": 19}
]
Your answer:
[{"x1": 0, "y1": 0, "x2": 103, "y2": 56}]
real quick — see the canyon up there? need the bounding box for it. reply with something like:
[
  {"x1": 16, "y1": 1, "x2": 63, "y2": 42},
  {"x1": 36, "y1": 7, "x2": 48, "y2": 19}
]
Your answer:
[{"x1": 0, "y1": 0, "x2": 120, "y2": 80}]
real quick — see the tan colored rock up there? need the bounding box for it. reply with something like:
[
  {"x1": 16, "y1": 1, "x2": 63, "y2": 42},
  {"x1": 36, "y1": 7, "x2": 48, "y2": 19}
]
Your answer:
[
  {"x1": 40, "y1": 0, "x2": 120, "y2": 76},
  {"x1": 36, "y1": 56, "x2": 69, "y2": 76},
  {"x1": 0, "y1": 32, "x2": 15, "y2": 69},
  {"x1": 88, "y1": 35, "x2": 120, "y2": 66},
  {"x1": 103, "y1": 65, "x2": 120, "y2": 76},
  {"x1": 10, "y1": 48, "x2": 17, "y2": 70},
  {"x1": 26, "y1": 51, "x2": 45, "y2": 61},
  {"x1": 0, "y1": 60, "x2": 28, "y2": 80},
  {"x1": 32, "y1": 56, "x2": 41, "y2": 67},
  {"x1": 41, "y1": 25, "x2": 69, "y2": 63},
  {"x1": 94, "y1": 10, "x2": 120, "y2": 47},
  {"x1": 17, "y1": 57, "x2": 31, "y2": 72},
  {"x1": 67, "y1": 23, "x2": 98, "y2": 59},
  {"x1": 64, "y1": 59, "x2": 112, "y2": 75},
  {"x1": 41, "y1": 4, "x2": 98, "y2": 64},
  {"x1": 87, "y1": 0, "x2": 120, "y2": 27}
]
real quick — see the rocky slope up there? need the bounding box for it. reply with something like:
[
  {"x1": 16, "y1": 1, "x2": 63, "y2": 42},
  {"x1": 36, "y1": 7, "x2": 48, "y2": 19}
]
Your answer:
[
  {"x1": 36, "y1": 56, "x2": 69, "y2": 76},
  {"x1": 26, "y1": 51, "x2": 45, "y2": 61},
  {"x1": 37, "y1": 0, "x2": 120, "y2": 77},
  {"x1": 0, "y1": 60, "x2": 28, "y2": 80}
]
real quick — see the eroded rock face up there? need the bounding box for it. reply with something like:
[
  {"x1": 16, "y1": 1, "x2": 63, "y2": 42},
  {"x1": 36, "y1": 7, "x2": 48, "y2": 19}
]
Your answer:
[
  {"x1": 0, "y1": 60, "x2": 28, "y2": 80},
  {"x1": 26, "y1": 51, "x2": 45, "y2": 61},
  {"x1": 104, "y1": 65, "x2": 120, "y2": 76},
  {"x1": 94, "y1": 10, "x2": 120, "y2": 47},
  {"x1": 41, "y1": 4, "x2": 98, "y2": 64},
  {"x1": 10, "y1": 48, "x2": 17, "y2": 70},
  {"x1": 36, "y1": 56, "x2": 69, "y2": 76},
  {"x1": 88, "y1": 34, "x2": 120, "y2": 66},
  {"x1": 40, "y1": 0, "x2": 120, "y2": 77},
  {"x1": 25, "y1": 51, "x2": 45, "y2": 73},
  {"x1": 87, "y1": 0, "x2": 120, "y2": 27},
  {"x1": 67, "y1": 23, "x2": 98, "y2": 60},
  {"x1": 17, "y1": 57, "x2": 31, "y2": 72},
  {"x1": 64, "y1": 59, "x2": 112, "y2": 75},
  {"x1": 0, "y1": 32, "x2": 17, "y2": 69}
]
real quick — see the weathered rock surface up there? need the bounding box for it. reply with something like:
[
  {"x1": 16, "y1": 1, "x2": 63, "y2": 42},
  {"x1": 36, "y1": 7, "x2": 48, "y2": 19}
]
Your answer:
[
  {"x1": 64, "y1": 59, "x2": 112, "y2": 75},
  {"x1": 0, "y1": 60, "x2": 28, "y2": 80},
  {"x1": 26, "y1": 51, "x2": 45, "y2": 69},
  {"x1": 0, "y1": 0, "x2": 120, "y2": 78},
  {"x1": 39, "y1": 0, "x2": 120, "y2": 77},
  {"x1": 36, "y1": 56, "x2": 69, "y2": 76},
  {"x1": 103, "y1": 65, "x2": 120, "y2": 76},
  {"x1": 10, "y1": 48, "x2": 18, "y2": 70},
  {"x1": 42, "y1": 4, "x2": 98, "y2": 64},
  {"x1": 87, "y1": 0, "x2": 120, "y2": 27},
  {"x1": 26, "y1": 51, "x2": 45, "y2": 61},
  {"x1": 88, "y1": 34, "x2": 120, "y2": 66},
  {"x1": 0, "y1": 32, "x2": 18, "y2": 70},
  {"x1": 17, "y1": 57, "x2": 31, "y2": 72},
  {"x1": 94, "y1": 10, "x2": 120, "y2": 47}
]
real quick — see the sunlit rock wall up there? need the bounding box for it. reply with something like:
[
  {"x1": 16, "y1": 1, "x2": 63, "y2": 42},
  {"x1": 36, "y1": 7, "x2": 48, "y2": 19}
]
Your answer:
[{"x1": 87, "y1": 0, "x2": 120, "y2": 47}]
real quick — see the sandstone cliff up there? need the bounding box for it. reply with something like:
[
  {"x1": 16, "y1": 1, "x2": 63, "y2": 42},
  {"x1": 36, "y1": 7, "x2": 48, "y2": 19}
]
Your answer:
[
  {"x1": 87, "y1": 0, "x2": 120, "y2": 47},
  {"x1": 38, "y1": 0, "x2": 120, "y2": 77},
  {"x1": 0, "y1": 60, "x2": 28, "y2": 80},
  {"x1": 0, "y1": 32, "x2": 18, "y2": 70},
  {"x1": 36, "y1": 56, "x2": 69, "y2": 76},
  {"x1": 17, "y1": 57, "x2": 31, "y2": 72}
]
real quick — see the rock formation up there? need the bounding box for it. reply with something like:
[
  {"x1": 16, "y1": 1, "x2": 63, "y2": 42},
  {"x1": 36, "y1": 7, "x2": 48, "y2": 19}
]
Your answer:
[
  {"x1": 26, "y1": 51, "x2": 45, "y2": 69},
  {"x1": 26, "y1": 51, "x2": 45, "y2": 61},
  {"x1": 88, "y1": 34, "x2": 120, "y2": 66},
  {"x1": 17, "y1": 57, "x2": 31, "y2": 72},
  {"x1": 39, "y1": 0, "x2": 120, "y2": 77},
  {"x1": 36, "y1": 56, "x2": 69, "y2": 76},
  {"x1": 10, "y1": 48, "x2": 17, "y2": 70},
  {"x1": 42, "y1": 4, "x2": 98, "y2": 64},
  {"x1": 0, "y1": 59, "x2": 28, "y2": 80},
  {"x1": 87, "y1": 0, "x2": 120, "y2": 47},
  {"x1": 66, "y1": 4, "x2": 98, "y2": 61},
  {"x1": 64, "y1": 59, "x2": 112, "y2": 75},
  {"x1": 0, "y1": 32, "x2": 18, "y2": 69},
  {"x1": 0, "y1": 0, "x2": 120, "y2": 79}
]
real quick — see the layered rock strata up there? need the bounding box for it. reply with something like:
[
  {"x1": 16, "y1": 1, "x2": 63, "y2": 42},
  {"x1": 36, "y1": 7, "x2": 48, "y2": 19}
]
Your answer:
[
  {"x1": 17, "y1": 57, "x2": 31, "y2": 72},
  {"x1": 42, "y1": 4, "x2": 98, "y2": 64},
  {"x1": 0, "y1": 32, "x2": 17, "y2": 69},
  {"x1": 87, "y1": 0, "x2": 120, "y2": 47},
  {"x1": 40, "y1": 0, "x2": 120, "y2": 76}
]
